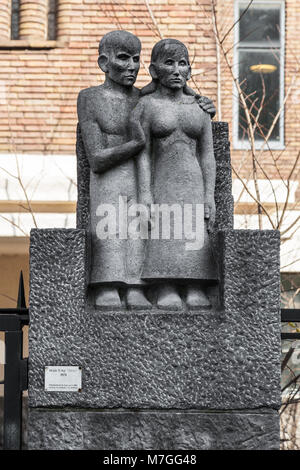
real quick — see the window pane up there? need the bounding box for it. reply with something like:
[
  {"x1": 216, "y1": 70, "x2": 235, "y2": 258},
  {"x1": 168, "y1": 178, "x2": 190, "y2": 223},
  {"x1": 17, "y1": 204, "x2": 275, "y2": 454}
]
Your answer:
[
  {"x1": 11, "y1": 0, "x2": 20, "y2": 40},
  {"x1": 239, "y1": 2, "x2": 281, "y2": 46},
  {"x1": 238, "y1": 49, "x2": 281, "y2": 142},
  {"x1": 48, "y1": 0, "x2": 57, "y2": 40}
]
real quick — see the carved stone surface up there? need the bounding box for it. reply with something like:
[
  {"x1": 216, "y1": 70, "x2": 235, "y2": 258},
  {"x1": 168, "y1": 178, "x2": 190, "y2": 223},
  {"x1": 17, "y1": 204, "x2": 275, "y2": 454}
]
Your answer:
[
  {"x1": 28, "y1": 228, "x2": 280, "y2": 411},
  {"x1": 76, "y1": 122, "x2": 233, "y2": 232},
  {"x1": 118, "y1": 39, "x2": 218, "y2": 292},
  {"x1": 29, "y1": 228, "x2": 88, "y2": 395},
  {"x1": 27, "y1": 31, "x2": 281, "y2": 451},
  {"x1": 76, "y1": 35, "x2": 227, "y2": 310},
  {"x1": 219, "y1": 229, "x2": 281, "y2": 313},
  {"x1": 28, "y1": 409, "x2": 279, "y2": 450},
  {"x1": 76, "y1": 122, "x2": 232, "y2": 308},
  {"x1": 76, "y1": 124, "x2": 90, "y2": 230},
  {"x1": 212, "y1": 122, "x2": 233, "y2": 232}
]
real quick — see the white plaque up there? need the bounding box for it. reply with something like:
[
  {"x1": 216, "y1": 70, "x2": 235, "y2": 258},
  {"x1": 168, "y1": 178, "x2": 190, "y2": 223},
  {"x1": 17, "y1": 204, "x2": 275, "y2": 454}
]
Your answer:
[{"x1": 45, "y1": 366, "x2": 82, "y2": 392}]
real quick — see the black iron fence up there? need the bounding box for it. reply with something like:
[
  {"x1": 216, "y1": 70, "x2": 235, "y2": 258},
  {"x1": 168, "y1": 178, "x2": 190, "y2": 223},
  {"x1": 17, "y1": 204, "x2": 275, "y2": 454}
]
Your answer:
[{"x1": 0, "y1": 272, "x2": 29, "y2": 450}]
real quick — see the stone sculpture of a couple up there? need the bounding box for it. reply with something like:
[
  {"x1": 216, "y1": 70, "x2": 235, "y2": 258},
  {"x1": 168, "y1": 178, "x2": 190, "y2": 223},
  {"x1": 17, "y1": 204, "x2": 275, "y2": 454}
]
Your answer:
[{"x1": 77, "y1": 30, "x2": 218, "y2": 311}]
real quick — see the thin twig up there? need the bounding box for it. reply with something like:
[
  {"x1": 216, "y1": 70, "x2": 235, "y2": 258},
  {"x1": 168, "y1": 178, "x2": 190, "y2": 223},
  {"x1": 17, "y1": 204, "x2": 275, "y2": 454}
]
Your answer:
[{"x1": 144, "y1": 0, "x2": 164, "y2": 39}]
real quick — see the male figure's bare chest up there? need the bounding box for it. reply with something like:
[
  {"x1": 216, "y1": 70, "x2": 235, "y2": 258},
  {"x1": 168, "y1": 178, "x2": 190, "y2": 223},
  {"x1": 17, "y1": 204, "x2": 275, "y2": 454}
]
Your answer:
[{"x1": 93, "y1": 93, "x2": 137, "y2": 136}]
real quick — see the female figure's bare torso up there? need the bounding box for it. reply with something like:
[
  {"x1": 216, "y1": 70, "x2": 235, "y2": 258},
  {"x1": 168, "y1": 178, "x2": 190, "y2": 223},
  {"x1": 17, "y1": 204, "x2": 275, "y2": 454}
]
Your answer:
[
  {"x1": 147, "y1": 95, "x2": 206, "y2": 206},
  {"x1": 137, "y1": 92, "x2": 218, "y2": 288}
]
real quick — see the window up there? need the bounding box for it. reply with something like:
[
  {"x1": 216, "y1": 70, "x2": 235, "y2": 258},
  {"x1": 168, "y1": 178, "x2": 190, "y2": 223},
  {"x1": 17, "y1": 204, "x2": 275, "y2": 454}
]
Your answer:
[
  {"x1": 11, "y1": 0, "x2": 20, "y2": 40},
  {"x1": 234, "y1": 1, "x2": 285, "y2": 149},
  {"x1": 0, "y1": 0, "x2": 57, "y2": 43}
]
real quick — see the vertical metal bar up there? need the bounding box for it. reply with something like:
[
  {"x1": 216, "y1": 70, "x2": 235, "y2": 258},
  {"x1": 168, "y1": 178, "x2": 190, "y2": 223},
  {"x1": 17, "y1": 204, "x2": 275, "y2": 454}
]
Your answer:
[
  {"x1": 0, "y1": 332, "x2": 5, "y2": 450},
  {"x1": 3, "y1": 331, "x2": 22, "y2": 450}
]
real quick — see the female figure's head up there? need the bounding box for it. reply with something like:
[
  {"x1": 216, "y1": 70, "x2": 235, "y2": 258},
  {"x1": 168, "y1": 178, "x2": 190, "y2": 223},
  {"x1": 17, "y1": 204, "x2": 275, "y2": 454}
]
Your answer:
[{"x1": 141, "y1": 39, "x2": 193, "y2": 95}]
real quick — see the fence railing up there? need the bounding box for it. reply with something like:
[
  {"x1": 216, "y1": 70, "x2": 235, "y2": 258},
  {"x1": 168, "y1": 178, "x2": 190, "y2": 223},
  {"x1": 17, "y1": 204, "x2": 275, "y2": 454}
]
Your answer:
[
  {"x1": 281, "y1": 309, "x2": 300, "y2": 340},
  {"x1": 0, "y1": 272, "x2": 29, "y2": 450}
]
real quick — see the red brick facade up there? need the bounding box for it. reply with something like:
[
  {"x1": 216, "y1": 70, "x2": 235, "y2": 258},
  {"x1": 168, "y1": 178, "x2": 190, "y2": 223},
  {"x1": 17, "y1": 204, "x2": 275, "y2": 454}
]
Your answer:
[{"x1": 0, "y1": 0, "x2": 299, "y2": 180}]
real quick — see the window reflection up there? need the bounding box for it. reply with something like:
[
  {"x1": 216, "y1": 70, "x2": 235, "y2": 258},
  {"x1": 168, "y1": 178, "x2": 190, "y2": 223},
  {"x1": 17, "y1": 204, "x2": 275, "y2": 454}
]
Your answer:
[
  {"x1": 239, "y1": 50, "x2": 280, "y2": 141},
  {"x1": 239, "y1": 4, "x2": 280, "y2": 45},
  {"x1": 235, "y1": 1, "x2": 284, "y2": 148}
]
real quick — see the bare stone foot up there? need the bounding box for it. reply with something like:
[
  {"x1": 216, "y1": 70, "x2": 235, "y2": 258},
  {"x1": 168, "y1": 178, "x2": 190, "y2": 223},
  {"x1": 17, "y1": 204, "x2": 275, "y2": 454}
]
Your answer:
[
  {"x1": 126, "y1": 287, "x2": 152, "y2": 310},
  {"x1": 157, "y1": 284, "x2": 182, "y2": 311},
  {"x1": 186, "y1": 285, "x2": 211, "y2": 310},
  {"x1": 95, "y1": 286, "x2": 121, "y2": 309}
]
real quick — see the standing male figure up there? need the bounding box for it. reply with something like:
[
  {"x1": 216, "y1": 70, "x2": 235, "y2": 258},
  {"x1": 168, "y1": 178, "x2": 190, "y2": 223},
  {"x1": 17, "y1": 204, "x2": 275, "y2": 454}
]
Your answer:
[
  {"x1": 77, "y1": 30, "x2": 215, "y2": 309},
  {"x1": 77, "y1": 30, "x2": 149, "y2": 309}
]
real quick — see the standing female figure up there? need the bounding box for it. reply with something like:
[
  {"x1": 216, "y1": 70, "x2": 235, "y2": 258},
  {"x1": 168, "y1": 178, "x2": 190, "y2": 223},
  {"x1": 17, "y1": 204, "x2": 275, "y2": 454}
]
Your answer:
[{"x1": 133, "y1": 39, "x2": 218, "y2": 309}]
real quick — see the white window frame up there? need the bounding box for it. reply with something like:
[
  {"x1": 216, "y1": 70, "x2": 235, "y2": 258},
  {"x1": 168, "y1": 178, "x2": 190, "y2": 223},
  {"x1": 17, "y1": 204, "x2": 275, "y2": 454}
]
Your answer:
[{"x1": 233, "y1": 0, "x2": 285, "y2": 150}]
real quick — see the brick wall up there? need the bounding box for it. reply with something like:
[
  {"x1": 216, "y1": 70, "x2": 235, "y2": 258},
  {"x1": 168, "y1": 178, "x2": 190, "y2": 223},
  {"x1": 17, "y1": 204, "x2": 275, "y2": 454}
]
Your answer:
[
  {"x1": 0, "y1": 0, "x2": 217, "y2": 154},
  {"x1": 0, "y1": 0, "x2": 299, "y2": 182}
]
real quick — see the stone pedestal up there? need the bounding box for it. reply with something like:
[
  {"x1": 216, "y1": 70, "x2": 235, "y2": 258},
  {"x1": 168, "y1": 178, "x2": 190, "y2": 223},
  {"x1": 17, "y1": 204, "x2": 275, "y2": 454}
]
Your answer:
[
  {"x1": 28, "y1": 410, "x2": 279, "y2": 450},
  {"x1": 28, "y1": 123, "x2": 281, "y2": 450}
]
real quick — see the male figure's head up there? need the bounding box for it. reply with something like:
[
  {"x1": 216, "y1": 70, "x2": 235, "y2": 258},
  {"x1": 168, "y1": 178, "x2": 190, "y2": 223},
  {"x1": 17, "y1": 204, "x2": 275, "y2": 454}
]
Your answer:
[{"x1": 98, "y1": 31, "x2": 141, "y2": 87}]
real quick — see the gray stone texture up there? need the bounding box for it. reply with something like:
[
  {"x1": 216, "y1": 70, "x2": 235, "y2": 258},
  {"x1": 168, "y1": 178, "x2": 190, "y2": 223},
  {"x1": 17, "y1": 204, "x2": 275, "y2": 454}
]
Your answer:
[
  {"x1": 219, "y1": 229, "x2": 281, "y2": 313},
  {"x1": 76, "y1": 121, "x2": 233, "y2": 233},
  {"x1": 29, "y1": 118, "x2": 280, "y2": 449},
  {"x1": 29, "y1": 228, "x2": 281, "y2": 410},
  {"x1": 212, "y1": 122, "x2": 234, "y2": 232},
  {"x1": 76, "y1": 124, "x2": 90, "y2": 230},
  {"x1": 28, "y1": 409, "x2": 279, "y2": 450},
  {"x1": 29, "y1": 228, "x2": 88, "y2": 400}
]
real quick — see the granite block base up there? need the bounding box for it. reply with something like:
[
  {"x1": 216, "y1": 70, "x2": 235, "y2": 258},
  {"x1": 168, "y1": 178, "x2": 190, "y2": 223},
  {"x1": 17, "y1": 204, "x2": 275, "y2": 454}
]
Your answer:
[
  {"x1": 28, "y1": 408, "x2": 279, "y2": 450},
  {"x1": 28, "y1": 228, "x2": 281, "y2": 449}
]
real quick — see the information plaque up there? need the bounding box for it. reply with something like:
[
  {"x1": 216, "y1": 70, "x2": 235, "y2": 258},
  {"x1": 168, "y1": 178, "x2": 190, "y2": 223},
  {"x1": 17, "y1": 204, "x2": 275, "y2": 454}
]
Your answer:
[{"x1": 45, "y1": 366, "x2": 82, "y2": 392}]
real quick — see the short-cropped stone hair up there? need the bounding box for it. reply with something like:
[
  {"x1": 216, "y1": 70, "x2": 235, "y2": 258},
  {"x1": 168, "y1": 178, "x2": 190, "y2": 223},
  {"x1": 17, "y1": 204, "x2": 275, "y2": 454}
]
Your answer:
[
  {"x1": 98, "y1": 30, "x2": 141, "y2": 56},
  {"x1": 150, "y1": 38, "x2": 190, "y2": 65}
]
